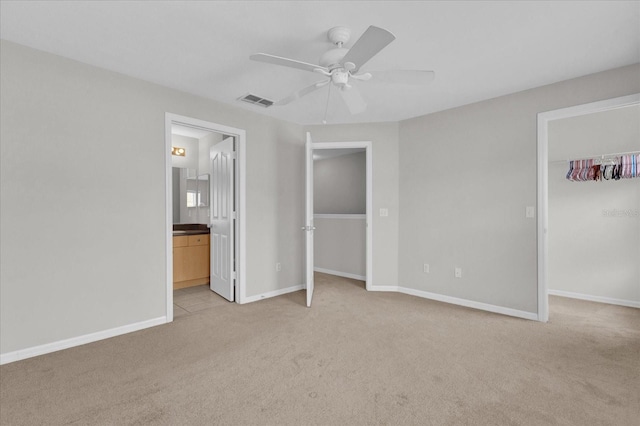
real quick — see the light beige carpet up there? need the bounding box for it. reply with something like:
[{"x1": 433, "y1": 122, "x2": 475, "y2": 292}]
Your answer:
[{"x1": 1, "y1": 273, "x2": 638, "y2": 425}]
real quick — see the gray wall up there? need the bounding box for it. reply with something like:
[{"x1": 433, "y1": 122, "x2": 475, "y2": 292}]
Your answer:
[
  {"x1": 314, "y1": 152, "x2": 366, "y2": 214},
  {"x1": 548, "y1": 105, "x2": 640, "y2": 303},
  {"x1": 2, "y1": 38, "x2": 638, "y2": 357},
  {"x1": 314, "y1": 218, "x2": 366, "y2": 277},
  {"x1": 305, "y1": 123, "x2": 400, "y2": 288},
  {"x1": 398, "y1": 63, "x2": 640, "y2": 314},
  {"x1": 0, "y1": 40, "x2": 303, "y2": 354}
]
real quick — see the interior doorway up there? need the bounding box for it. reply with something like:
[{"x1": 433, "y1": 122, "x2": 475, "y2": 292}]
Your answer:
[
  {"x1": 304, "y1": 133, "x2": 373, "y2": 307},
  {"x1": 536, "y1": 93, "x2": 640, "y2": 322},
  {"x1": 165, "y1": 113, "x2": 247, "y2": 322}
]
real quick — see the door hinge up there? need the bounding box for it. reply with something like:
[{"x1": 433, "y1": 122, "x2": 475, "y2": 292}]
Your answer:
[
  {"x1": 232, "y1": 211, "x2": 237, "y2": 220},
  {"x1": 232, "y1": 271, "x2": 237, "y2": 280},
  {"x1": 231, "y1": 152, "x2": 237, "y2": 160}
]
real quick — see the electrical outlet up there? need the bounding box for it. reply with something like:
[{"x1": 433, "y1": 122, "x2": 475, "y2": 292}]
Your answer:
[
  {"x1": 423, "y1": 263, "x2": 430, "y2": 273},
  {"x1": 454, "y1": 267, "x2": 462, "y2": 278},
  {"x1": 526, "y1": 206, "x2": 535, "y2": 218},
  {"x1": 276, "y1": 263, "x2": 281, "y2": 272}
]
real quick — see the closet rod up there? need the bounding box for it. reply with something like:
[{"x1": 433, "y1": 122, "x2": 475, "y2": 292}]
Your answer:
[{"x1": 548, "y1": 150, "x2": 640, "y2": 164}]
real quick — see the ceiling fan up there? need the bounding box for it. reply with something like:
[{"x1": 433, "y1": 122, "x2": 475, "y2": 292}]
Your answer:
[{"x1": 250, "y1": 26, "x2": 435, "y2": 120}]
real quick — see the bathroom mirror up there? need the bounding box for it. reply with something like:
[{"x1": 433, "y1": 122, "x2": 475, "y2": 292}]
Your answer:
[
  {"x1": 187, "y1": 174, "x2": 209, "y2": 208},
  {"x1": 173, "y1": 167, "x2": 201, "y2": 223}
]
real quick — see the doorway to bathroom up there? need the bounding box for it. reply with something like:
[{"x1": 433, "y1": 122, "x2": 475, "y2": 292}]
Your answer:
[{"x1": 165, "y1": 113, "x2": 247, "y2": 321}]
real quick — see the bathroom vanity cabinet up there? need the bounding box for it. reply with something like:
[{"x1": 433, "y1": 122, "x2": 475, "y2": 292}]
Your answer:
[{"x1": 173, "y1": 234, "x2": 210, "y2": 289}]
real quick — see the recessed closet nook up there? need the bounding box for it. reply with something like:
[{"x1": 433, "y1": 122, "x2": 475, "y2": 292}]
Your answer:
[
  {"x1": 313, "y1": 149, "x2": 367, "y2": 283},
  {"x1": 547, "y1": 104, "x2": 639, "y2": 311},
  {"x1": 171, "y1": 125, "x2": 232, "y2": 317}
]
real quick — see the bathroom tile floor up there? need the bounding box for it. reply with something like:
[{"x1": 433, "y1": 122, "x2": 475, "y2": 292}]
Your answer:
[{"x1": 173, "y1": 284, "x2": 230, "y2": 318}]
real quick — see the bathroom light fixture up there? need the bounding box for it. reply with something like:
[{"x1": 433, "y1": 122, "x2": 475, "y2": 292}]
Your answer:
[{"x1": 172, "y1": 146, "x2": 186, "y2": 156}]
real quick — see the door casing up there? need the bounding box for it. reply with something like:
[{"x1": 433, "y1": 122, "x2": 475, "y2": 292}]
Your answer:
[
  {"x1": 536, "y1": 93, "x2": 640, "y2": 322},
  {"x1": 165, "y1": 113, "x2": 247, "y2": 322},
  {"x1": 309, "y1": 139, "x2": 373, "y2": 291}
]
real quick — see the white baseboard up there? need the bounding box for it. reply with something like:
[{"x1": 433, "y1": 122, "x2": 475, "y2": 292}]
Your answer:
[
  {"x1": 370, "y1": 285, "x2": 538, "y2": 321},
  {"x1": 242, "y1": 284, "x2": 304, "y2": 304},
  {"x1": 0, "y1": 316, "x2": 167, "y2": 366},
  {"x1": 548, "y1": 290, "x2": 640, "y2": 309},
  {"x1": 369, "y1": 285, "x2": 400, "y2": 292},
  {"x1": 314, "y1": 267, "x2": 366, "y2": 281}
]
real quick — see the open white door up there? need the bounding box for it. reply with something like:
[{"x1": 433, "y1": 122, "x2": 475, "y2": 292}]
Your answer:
[
  {"x1": 210, "y1": 137, "x2": 235, "y2": 301},
  {"x1": 304, "y1": 132, "x2": 315, "y2": 307}
]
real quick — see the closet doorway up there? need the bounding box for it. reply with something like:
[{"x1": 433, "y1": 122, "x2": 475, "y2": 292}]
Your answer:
[
  {"x1": 303, "y1": 133, "x2": 372, "y2": 307},
  {"x1": 165, "y1": 113, "x2": 247, "y2": 322},
  {"x1": 537, "y1": 94, "x2": 640, "y2": 322}
]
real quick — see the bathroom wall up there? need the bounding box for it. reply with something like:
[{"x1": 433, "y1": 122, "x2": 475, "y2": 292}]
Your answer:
[{"x1": 170, "y1": 134, "x2": 198, "y2": 169}]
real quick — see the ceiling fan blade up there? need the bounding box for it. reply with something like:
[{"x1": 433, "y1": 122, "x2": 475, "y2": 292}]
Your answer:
[
  {"x1": 341, "y1": 26, "x2": 396, "y2": 72},
  {"x1": 351, "y1": 72, "x2": 372, "y2": 82},
  {"x1": 250, "y1": 53, "x2": 329, "y2": 74},
  {"x1": 339, "y1": 85, "x2": 367, "y2": 115},
  {"x1": 275, "y1": 80, "x2": 329, "y2": 106},
  {"x1": 371, "y1": 70, "x2": 435, "y2": 85}
]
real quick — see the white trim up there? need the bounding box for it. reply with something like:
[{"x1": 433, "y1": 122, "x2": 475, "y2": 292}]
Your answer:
[
  {"x1": 165, "y1": 113, "x2": 247, "y2": 314},
  {"x1": 548, "y1": 290, "x2": 640, "y2": 309},
  {"x1": 314, "y1": 267, "x2": 366, "y2": 281},
  {"x1": 165, "y1": 117, "x2": 174, "y2": 322},
  {"x1": 314, "y1": 214, "x2": 366, "y2": 220},
  {"x1": 368, "y1": 285, "x2": 399, "y2": 292},
  {"x1": 242, "y1": 284, "x2": 305, "y2": 304},
  {"x1": 536, "y1": 93, "x2": 640, "y2": 323},
  {"x1": 369, "y1": 286, "x2": 538, "y2": 321},
  {"x1": 0, "y1": 317, "x2": 166, "y2": 365},
  {"x1": 311, "y1": 141, "x2": 373, "y2": 291}
]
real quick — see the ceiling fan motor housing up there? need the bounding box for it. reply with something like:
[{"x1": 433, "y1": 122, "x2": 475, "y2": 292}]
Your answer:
[{"x1": 331, "y1": 70, "x2": 350, "y2": 87}]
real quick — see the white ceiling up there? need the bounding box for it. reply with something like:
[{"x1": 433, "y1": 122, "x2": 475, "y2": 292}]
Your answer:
[{"x1": 1, "y1": 1, "x2": 638, "y2": 125}]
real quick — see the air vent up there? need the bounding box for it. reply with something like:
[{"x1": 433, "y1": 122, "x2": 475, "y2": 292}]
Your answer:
[{"x1": 238, "y1": 93, "x2": 274, "y2": 108}]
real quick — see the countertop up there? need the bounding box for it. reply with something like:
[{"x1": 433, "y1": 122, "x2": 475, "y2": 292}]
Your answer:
[
  {"x1": 172, "y1": 230, "x2": 209, "y2": 236},
  {"x1": 173, "y1": 224, "x2": 209, "y2": 237}
]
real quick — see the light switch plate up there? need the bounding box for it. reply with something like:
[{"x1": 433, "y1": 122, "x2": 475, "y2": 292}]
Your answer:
[{"x1": 380, "y1": 208, "x2": 389, "y2": 217}]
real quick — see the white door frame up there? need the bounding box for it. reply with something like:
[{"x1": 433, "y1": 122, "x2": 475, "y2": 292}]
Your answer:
[
  {"x1": 536, "y1": 93, "x2": 639, "y2": 322},
  {"x1": 165, "y1": 113, "x2": 247, "y2": 322},
  {"x1": 311, "y1": 141, "x2": 373, "y2": 290}
]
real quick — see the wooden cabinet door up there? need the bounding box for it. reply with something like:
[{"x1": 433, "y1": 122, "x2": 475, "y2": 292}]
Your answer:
[
  {"x1": 173, "y1": 247, "x2": 188, "y2": 282},
  {"x1": 173, "y1": 234, "x2": 210, "y2": 289},
  {"x1": 187, "y1": 245, "x2": 210, "y2": 280}
]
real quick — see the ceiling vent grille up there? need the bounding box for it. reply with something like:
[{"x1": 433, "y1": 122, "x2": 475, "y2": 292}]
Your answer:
[{"x1": 238, "y1": 93, "x2": 274, "y2": 108}]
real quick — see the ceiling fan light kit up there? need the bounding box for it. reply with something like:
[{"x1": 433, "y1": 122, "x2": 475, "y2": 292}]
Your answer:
[{"x1": 249, "y1": 25, "x2": 435, "y2": 120}]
